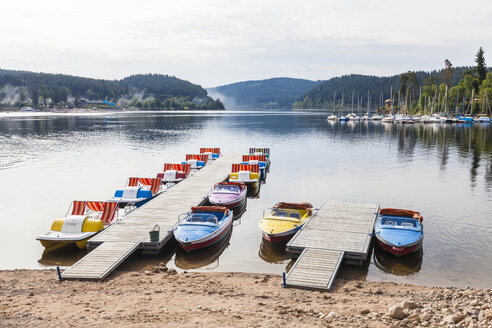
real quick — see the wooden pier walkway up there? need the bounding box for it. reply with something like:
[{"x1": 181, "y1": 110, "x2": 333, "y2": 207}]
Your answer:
[
  {"x1": 284, "y1": 201, "x2": 379, "y2": 291},
  {"x1": 61, "y1": 154, "x2": 241, "y2": 280}
]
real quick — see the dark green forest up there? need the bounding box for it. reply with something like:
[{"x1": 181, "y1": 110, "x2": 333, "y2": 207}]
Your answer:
[
  {"x1": 0, "y1": 69, "x2": 224, "y2": 110},
  {"x1": 293, "y1": 67, "x2": 479, "y2": 110},
  {"x1": 207, "y1": 77, "x2": 321, "y2": 109}
]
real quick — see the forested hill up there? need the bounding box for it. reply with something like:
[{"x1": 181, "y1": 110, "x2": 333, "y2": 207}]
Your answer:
[
  {"x1": 293, "y1": 67, "x2": 474, "y2": 110},
  {"x1": 207, "y1": 77, "x2": 321, "y2": 109},
  {"x1": 0, "y1": 69, "x2": 224, "y2": 110}
]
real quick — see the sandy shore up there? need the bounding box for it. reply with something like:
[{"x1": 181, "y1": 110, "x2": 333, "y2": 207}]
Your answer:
[{"x1": 1, "y1": 267, "x2": 490, "y2": 328}]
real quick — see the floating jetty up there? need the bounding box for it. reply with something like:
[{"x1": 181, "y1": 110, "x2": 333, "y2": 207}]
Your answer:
[
  {"x1": 61, "y1": 154, "x2": 241, "y2": 280},
  {"x1": 284, "y1": 201, "x2": 379, "y2": 291}
]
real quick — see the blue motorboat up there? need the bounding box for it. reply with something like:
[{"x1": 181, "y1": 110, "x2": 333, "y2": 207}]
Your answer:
[
  {"x1": 174, "y1": 206, "x2": 233, "y2": 252},
  {"x1": 375, "y1": 208, "x2": 424, "y2": 257}
]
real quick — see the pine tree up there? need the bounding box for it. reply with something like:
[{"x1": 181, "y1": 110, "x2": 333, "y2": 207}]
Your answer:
[{"x1": 475, "y1": 47, "x2": 487, "y2": 84}]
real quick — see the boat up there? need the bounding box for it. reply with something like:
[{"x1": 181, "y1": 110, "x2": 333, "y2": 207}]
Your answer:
[
  {"x1": 173, "y1": 206, "x2": 233, "y2": 252},
  {"x1": 208, "y1": 182, "x2": 247, "y2": 212},
  {"x1": 346, "y1": 113, "x2": 360, "y2": 120},
  {"x1": 37, "y1": 201, "x2": 118, "y2": 250},
  {"x1": 182, "y1": 154, "x2": 208, "y2": 170},
  {"x1": 382, "y1": 115, "x2": 394, "y2": 123},
  {"x1": 375, "y1": 208, "x2": 424, "y2": 257},
  {"x1": 338, "y1": 116, "x2": 349, "y2": 121},
  {"x1": 200, "y1": 147, "x2": 221, "y2": 160},
  {"x1": 456, "y1": 115, "x2": 474, "y2": 123},
  {"x1": 371, "y1": 114, "x2": 383, "y2": 121},
  {"x1": 174, "y1": 225, "x2": 232, "y2": 270},
  {"x1": 111, "y1": 177, "x2": 163, "y2": 208},
  {"x1": 474, "y1": 115, "x2": 491, "y2": 123},
  {"x1": 241, "y1": 155, "x2": 267, "y2": 180},
  {"x1": 228, "y1": 163, "x2": 260, "y2": 194},
  {"x1": 156, "y1": 163, "x2": 191, "y2": 184},
  {"x1": 327, "y1": 114, "x2": 338, "y2": 121},
  {"x1": 361, "y1": 113, "x2": 371, "y2": 120},
  {"x1": 259, "y1": 202, "x2": 313, "y2": 243},
  {"x1": 249, "y1": 148, "x2": 271, "y2": 169}
]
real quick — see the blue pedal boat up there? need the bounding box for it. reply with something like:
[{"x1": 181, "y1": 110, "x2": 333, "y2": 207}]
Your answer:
[
  {"x1": 111, "y1": 177, "x2": 163, "y2": 208},
  {"x1": 375, "y1": 208, "x2": 424, "y2": 257},
  {"x1": 174, "y1": 206, "x2": 233, "y2": 252}
]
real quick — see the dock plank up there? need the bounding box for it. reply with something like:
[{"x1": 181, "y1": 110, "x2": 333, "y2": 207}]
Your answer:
[{"x1": 285, "y1": 249, "x2": 344, "y2": 290}]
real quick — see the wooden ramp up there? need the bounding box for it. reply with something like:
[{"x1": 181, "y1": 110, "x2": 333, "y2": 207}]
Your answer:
[
  {"x1": 61, "y1": 242, "x2": 139, "y2": 280},
  {"x1": 284, "y1": 249, "x2": 343, "y2": 290},
  {"x1": 285, "y1": 201, "x2": 379, "y2": 291},
  {"x1": 62, "y1": 154, "x2": 241, "y2": 281}
]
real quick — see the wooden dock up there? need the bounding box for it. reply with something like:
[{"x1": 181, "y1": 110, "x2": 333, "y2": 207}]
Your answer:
[
  {"x1": 61, "y1": 154, "x2": 241, "y2": 280},
  {"x1": 284, "y1": 201, "x2": 379, "y2": 291}
]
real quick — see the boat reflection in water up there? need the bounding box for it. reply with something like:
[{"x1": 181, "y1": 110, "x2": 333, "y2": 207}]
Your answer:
[
  {"x1": 38, "y1": 244, "x2": 88, "y2": 267},
  {"x1": 373, "y1": 245, "x2": 423, "y2": 276},
  {"x1": 174, "y1": 226, "x2": 232, "y2": 270},
  {"x1": 258, "y1": 240, "x2": 295, "y2": 272}
]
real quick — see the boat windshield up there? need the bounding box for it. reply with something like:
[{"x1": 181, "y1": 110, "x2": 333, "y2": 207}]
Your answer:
[
  {"x1": 380, "y1": 216, "x2": 419, "y2": 229},
  {"x1": 214, "y1": 185, "x2": 239, "y2": 193},
  {"x1": 178, "y1": 213, "x2": 218, "y2": 226},
  {"x1": 263, "y1": 208, "x2": 302, "y2": 222}
]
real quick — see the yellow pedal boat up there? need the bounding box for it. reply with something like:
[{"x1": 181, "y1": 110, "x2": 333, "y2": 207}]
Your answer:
[
  {"x1": 37, "y1": 201, "x2": 118, "y2": 250},
  {"x1": 259, "y1": 202, "x2": 313, "y2": 243}
]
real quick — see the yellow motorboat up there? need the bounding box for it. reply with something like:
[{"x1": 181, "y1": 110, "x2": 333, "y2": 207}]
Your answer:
[
  {"x1": 259, "y1": 202, "x2": 313, "y2": 243},
  {"x1": 229, "y1": 163, "x2": 260, "y2": 194},
  {"x1": 37, "y1": 201, "x2": 118, "y2": 250}
]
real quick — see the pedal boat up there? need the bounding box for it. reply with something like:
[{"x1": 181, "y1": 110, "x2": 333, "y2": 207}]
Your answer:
[
  {"x1": 182, "y1": 154, "x2": 208, "y2": 170},
  {"x1": 208, "y1": 182, "x2": 247, "y2": 210},
  {"x1": 242, "y1": 155, "x2": 267, "y2": 180},
  {"x1": 156, "y1": 163, "x2": 191, "y2": 184},
  {"x1": 174, "y1": 206, "x2": 233, "y2": 252},
  {"x1": 111, "y1": 177, "x2": 162, "y2": 208},
  {"x1": 229, "y1": 163, "x2": 260, "y2": 194},
  {"x1": 36, "y1": 201, "x2": 118, "y2": 250},
  {"x1": 259, "y1": 202, "x2": 313, "y2": 243},
  {"x1": 375, "y1": 208, "x2": 424, "y2": 257},
  {"x1": 200, "y1": 147, "x2": 221, "y2": 160},
  {"x1": 249, "y1": 148, "x2": 271, "y2": 169}
]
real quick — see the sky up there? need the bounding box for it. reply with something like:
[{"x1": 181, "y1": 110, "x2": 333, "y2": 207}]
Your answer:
[{"x1": 1, "y1": 0, "x2": 491, "y2": 87}]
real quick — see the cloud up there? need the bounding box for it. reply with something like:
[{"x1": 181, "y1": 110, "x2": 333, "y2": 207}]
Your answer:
[{"x1": 0, "y1": 0, "x2": 490, "y2": 86}]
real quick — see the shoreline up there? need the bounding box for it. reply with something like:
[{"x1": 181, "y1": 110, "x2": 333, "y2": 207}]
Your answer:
[{"x1": 1, "y1": 268, "x2": 490, "y2": 327}]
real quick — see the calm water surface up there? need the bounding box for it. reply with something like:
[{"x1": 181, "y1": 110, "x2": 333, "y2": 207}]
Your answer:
[{"x1": 0, "y1": 111, "x2": 491, "y2": 288}]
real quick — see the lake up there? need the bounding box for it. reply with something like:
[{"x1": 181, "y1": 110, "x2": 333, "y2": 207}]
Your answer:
[{"x1": 0, "y1": 111, "x2": 490, "y2": 288}]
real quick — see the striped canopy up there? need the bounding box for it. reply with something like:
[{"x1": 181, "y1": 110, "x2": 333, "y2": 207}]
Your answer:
[
  {"x1": 185, "y1": 154, "x2": 208, "y2": 163},
  {"x1": 84, "y1": 201, "x2": 118, "y2": 225},
  {"x1": 127, "y1": 177, "x2": 139, "y2": 187},
  {"x1": 200, "y1": 148, "x2": 220, "y2": 154},
  {"x1": 231, "y1": 163, "x2": 259, "y2": 173},
  {"x1": 163, "y1": 163, "x2": 191, "y2": 175},
  {"x1": 242, "y1": 155, "x2": 266, "y2": 162},
  {"x1": 71, "y1": 201, "x2": 87, "y2": 215},
  {"x1": 249, "y1": 148, "x2": 270, "y2": 155}
]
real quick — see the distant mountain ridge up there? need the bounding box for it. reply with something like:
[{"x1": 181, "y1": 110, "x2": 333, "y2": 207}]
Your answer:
[
  {"x1": 207, "y1": 77, "x2": 321, "y2": 109},
  {"x1": 0, "y1": 69, "x2": 223, "y2": 110}
]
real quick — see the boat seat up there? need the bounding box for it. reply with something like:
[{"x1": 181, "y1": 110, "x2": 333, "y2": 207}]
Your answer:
[
  {"x1": 385, "y1": 220, "x2": 396, "y2": 225},
  {"x1": 289, "y1": 213, "x2": 301, "y2": 219},
  {"x1": 400, "y1": 222, "x2": 415, "y2": 227}
]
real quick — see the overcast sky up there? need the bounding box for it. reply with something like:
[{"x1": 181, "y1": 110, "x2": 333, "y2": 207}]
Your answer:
[{"x1": 1, "y1": 0, "x2": 491, "y2": 87}]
